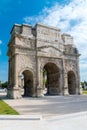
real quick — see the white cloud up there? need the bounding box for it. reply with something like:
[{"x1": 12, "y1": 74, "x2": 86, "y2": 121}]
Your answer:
[
  {"x1": 0, "y1": 50, "x2": 1, "y2": 55},
  {"x1": 23, "y1": 0, "x2": 87, "y2": 81},
  {"x1": 0, "y1": 40, "x2": 2, "y2": 56},
  {"x1": 0, "y1": 40, "x2": 2, "y2": 44},
  {"x1": 80, "y1": 71, "x2": 87, "y2": 81}
]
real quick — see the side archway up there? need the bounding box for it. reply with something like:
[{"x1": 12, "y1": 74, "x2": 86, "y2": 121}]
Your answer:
[
  {"x1": 19, "y1": 69, "x2": 34, "y2": 97},
  {"x1": 67, "y1": 71, "x2": 76, "y2": 94},
  {"x1": 43, "y1": 62, "x2": 60, "y2": 95}
]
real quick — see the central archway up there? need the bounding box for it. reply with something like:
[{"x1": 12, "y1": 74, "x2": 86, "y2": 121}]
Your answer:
[
  {"x1": 43, "y1": 63, "x2": 60, "y2": 95},
  {"x1": 21, "y1": 70, "x2": 33, "y2": 97}
]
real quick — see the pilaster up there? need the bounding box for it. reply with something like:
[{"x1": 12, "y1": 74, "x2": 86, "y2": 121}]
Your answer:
[
  {"x1": 63, "y1": 58, "x2": 69, "y2": 95},
  {"x1": 12, "y1": 53, "x2": 21, "y2": 98},
  {"x1": 36, "y1": 57, "x2": 44, "y2": 97}
]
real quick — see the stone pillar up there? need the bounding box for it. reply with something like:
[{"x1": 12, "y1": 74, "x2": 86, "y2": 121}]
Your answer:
[
  {"x1": 13, "y1": 54, "x2": 18, "y2": 88},
  {"x1": 7, "y1": 59, "x2": 11, "y2": 98},
  {"x1": 63, "y1": 59, "x2": 69, "y2": 95},
  {"x1": 76, "y1": 57, "x2": 81, "y2": 94},
  {"x1": 32, "y1": 75, "x2": 37, "y2": 97},
  {"x1": 12, "y1": 54, "x2": 21, "y2": 99},
  {"x1": 63, "y1": 73, "x2": 69, "y2": 95},
  {"x1": 59, "y1": 71, "x2": 64, "y2": 95},
  {"x1": 8, "y1": 59, "x2": 11, "y2": 86},
  {"x1": 36, "y1": 58, "x2": 44, "y2": 97}
]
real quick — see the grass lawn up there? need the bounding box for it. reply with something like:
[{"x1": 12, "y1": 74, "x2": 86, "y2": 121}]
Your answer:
[
  {"x1": 0, "y1": 99, "x2": 19, "y2": 115},
  {"x1": 83, "y1": 90, "x2": 87, "y2": 95}
]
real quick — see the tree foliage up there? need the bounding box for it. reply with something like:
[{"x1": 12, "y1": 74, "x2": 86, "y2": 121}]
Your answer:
[
  {"x1": 0, "y1": 81, "x2": 8, "y2": 88},
  {"x1": 81, "y1": 81, "x2": 87, "y2": 89}
]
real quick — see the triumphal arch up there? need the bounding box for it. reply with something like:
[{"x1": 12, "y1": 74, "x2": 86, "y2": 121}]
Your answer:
[{"x1": 7, "y1": 23, "x2": 80, "y2": 99}]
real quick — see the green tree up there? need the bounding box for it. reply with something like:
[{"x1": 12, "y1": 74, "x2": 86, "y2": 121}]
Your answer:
[
  {"x1": 2, "y1": 81, "x2": 8, "y2": 88},
  {"x1": 81, "y1": 82, "x2": 84, "y2": 88},
  {"x1": 0, "y1": 80, "x2": 2, "y2": 88}
]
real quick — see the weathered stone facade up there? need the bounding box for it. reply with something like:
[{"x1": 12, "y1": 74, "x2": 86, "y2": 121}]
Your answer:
[{"x1": 7, "y1": 23, "x2": 81, "y2": 99}]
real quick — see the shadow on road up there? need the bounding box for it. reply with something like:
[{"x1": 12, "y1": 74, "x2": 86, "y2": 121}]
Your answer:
[{"x1": 2, "y1": 92, "x2": 87, "y2": 118}]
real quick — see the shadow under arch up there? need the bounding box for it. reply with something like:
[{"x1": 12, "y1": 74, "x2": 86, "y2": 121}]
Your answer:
[
  {"x1": 43, "y1": 62, "x2": 60, "y2": 95},
  {"x1": 19, "y1": 68, "x2": 34, "y2": 97},
  {"x1": 67, "y1": 71, "x2": 76, "y2": 95}
]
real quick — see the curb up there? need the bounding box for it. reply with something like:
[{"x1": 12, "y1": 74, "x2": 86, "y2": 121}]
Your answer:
[{"x1": 0, "y1": 115, "x2": 42, "y2": 120}]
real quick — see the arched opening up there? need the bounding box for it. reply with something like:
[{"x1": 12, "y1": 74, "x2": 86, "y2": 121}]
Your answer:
[
  {"x1": 43, "y1": 63, "x2": 60, "y2": 95},
  {"x1": 68, "y1": 71, "x2": 76, "y2": 95},
  {"x1": 21, "y1": 70, "x2": 33, "y2": 97}
]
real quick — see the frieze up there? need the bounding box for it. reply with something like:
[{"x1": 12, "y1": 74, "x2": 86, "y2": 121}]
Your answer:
[
  {"x1": 17, "y1": 37, "x2": 35, "y2": 49},
  {"x1": 15, "y1": 47, "x2": 36, "y2": 55},
  {"x1": 38, "y1": 57, "x2": 62, "y2": 69},
  {"x1": 18, "y1": 55, "x2": 35, "y2": 70},
  {"x1": 65, "y1": 59, "x2": 77, "y2": 72},
  {"x1": 37, "y1": 27, "x2": 60, "y2": 37}
]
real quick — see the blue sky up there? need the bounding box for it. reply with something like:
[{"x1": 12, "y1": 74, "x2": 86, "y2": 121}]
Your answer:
[{"x1": 0, "y1": 0, "x2": 87, "y2": 82}]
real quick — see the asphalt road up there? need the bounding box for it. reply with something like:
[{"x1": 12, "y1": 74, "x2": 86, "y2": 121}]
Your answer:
[{"x1": 2, "y1": 94, "x2": 87, "y2": 118}]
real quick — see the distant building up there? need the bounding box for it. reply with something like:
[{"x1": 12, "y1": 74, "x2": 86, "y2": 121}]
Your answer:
[
  {"x1": 84, "y1": 84, "x2": 87, "y2": 90},
  {"x1": 7, "y1": 23, "x2": 81, "y2": 99}
]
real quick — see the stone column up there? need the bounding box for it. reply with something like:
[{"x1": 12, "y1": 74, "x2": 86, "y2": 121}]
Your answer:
[
  {"x1": 12, "y1": 54, "x2": 21, "y2": 99},
  {"x1": 8, "y1": 59, "x2": 11, "y2": 86},
  {"x1": 32, "y1": 74, "x2": 37, "y2": 97},
  {"x1": 63, "y1": 59, "x2": 69, "y2": 95},
  {"x1": 36, "y1": 58, "x2": 44, "y2": 97},
  {"x1": 76, "y1": 56, "x2": 81, "y2": 94},
  {"x1": 59, "y1": 71, "x2": 64, "y2": 95},
  {"x1": 13, "y1": 54, "x2": 18, "y2": 88},
  {"x1": 7, "y1": 59, "x2": 11, "y2": 98},
  {"x1": 63, "y1": 73, "x2": 69, "y2": 95}
]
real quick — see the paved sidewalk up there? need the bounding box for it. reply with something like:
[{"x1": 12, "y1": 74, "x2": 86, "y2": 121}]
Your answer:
[{"x1": 0, "y1": 112, "x2": 87, "y2": 130}]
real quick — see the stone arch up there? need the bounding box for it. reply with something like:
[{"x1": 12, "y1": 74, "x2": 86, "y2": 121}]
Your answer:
[
  {"x1": 43, "y1": 62, "x2": 60, "y2": 95},
  {"x1": 19, "y1": 67, "x2": 34, "y2": 76},
  {"x1": 67, "y1": 71, "x2": 76, "y2": 95},
  {"x1": 19, "y1": 67, "x2": 34, "y2": 97}
]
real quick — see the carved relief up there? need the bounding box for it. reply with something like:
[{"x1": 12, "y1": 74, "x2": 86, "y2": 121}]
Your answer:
[
  {"x1": 65, "y1": 59, "x2": 77, "y2": 72},
  {"x1": 17, "y1": 37, "x2": 35, "y2": 49},
  {"x1": 38, "y1": 57, "x2": 62, "y2": 70},
  {"x1": 18, "y1": 55, "x2": 35, "y2": 70},
  {"x1": 36, "y1": 26, "x2": 61, "y2": 43}
]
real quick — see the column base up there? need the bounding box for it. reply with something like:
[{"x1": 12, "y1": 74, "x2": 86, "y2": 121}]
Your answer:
[
  {"x1": 36, "y1": 87, "x2": 44, "y2": 97},
  {"x1": 63, "y1": 87, "x2": 69, "y2": 96},
  {"x1": 76, "y1": 86, "x2": 82, "y2": 95},
  {"x1": 7, "y1": 87, "x2": 22, "y2": 99}
]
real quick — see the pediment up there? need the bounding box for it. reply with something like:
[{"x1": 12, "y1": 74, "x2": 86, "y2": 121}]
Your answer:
[{"x1": 37, "y1": 46, "x2": 63, "y2": 57}]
